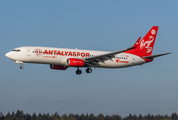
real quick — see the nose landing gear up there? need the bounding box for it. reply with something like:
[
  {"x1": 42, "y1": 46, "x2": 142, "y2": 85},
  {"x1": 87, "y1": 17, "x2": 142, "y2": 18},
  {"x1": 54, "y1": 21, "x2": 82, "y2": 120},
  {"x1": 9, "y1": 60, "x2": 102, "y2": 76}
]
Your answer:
[
  {"x1": 20, "y1": 64, "x2": 24, "y2": 69},
  {"x1": 20, "y1": 66, "x2": 24, "y2": 69},
  {"x1": 15, "y1": 61, "x2": 24, "y2": 69}
]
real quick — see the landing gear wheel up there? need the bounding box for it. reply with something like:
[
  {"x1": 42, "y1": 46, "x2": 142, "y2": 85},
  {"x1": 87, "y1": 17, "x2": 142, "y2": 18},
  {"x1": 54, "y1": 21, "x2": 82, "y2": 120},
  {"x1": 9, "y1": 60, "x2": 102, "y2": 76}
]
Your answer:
[
  {"x1": 20, "y1": 66, "x2": 24, "y2": 69},
  {"x1": 86, "y1": 68, "x2": 92, "y2": 73},
  {"x1": 76, "y1": 70, "x2": 82, "y2": 75}
]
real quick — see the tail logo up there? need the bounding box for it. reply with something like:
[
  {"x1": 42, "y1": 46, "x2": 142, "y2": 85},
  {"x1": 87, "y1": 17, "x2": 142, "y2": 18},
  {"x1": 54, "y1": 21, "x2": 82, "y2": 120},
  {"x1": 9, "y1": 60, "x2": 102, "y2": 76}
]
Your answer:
[
  {"x1": 140, "y1": 36, "x2": 154, "y2": 53},
  {"x1": 140, "y1": 29, "x2": 156, "y2": 53},
  {"x1": 151, "y1": 29, "x2": 156, "y2": 35}
]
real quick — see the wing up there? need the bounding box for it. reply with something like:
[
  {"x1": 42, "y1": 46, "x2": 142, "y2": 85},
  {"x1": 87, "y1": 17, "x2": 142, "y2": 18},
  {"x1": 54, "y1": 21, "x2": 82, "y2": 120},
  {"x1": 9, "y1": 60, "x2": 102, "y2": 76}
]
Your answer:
[
  {"x1": 83, "y1": 36, "x2": 142, "y2": 66},
  {"x1": 84, "y1": 47, "x2": 134, "y2": 66}
]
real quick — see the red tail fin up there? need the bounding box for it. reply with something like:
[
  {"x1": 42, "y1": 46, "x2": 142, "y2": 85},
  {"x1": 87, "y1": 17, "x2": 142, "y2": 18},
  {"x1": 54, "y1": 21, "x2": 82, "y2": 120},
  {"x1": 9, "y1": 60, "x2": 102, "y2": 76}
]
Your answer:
[{"x1": 125, "y1": 26, "x2": 159, "y2": 57}]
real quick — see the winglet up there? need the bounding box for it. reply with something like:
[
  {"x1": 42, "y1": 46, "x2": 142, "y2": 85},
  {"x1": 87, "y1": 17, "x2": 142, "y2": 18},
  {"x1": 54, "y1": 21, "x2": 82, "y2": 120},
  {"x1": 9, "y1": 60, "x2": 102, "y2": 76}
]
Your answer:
[
  {"x1": 127, "y1": 36, "x2": 141, "y2": 49},
  {"x1": 132, "y1": 36, "x2": 141, "y2": 49}
]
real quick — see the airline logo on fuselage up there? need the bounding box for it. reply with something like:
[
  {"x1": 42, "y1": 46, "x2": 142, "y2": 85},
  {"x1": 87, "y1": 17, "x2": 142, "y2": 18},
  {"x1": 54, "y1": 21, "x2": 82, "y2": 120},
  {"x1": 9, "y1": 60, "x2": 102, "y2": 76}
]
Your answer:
[
  {"x1": 34, "y1": 49, "x2": 90, "y2": 57},
  {"x1": 116, "y1": 59, "x2": 129, "y2": 63},
  {"x1": 35, "y1": 49, "x2": 43, "y2": 56}
]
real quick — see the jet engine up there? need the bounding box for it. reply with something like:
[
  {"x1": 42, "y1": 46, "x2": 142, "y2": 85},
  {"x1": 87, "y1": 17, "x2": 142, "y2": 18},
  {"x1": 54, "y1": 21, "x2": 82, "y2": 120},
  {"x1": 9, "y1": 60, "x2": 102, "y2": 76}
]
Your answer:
[{"x1": 66, "y1": 58, "x2": 85, "y2": 67}]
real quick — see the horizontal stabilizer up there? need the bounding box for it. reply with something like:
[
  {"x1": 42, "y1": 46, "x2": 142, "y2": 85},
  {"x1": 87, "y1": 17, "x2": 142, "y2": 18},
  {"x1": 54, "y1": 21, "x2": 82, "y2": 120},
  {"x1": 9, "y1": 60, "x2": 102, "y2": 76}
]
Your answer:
[{"x1": 143, "y1": 52, "x2": 171, "y2": 59}]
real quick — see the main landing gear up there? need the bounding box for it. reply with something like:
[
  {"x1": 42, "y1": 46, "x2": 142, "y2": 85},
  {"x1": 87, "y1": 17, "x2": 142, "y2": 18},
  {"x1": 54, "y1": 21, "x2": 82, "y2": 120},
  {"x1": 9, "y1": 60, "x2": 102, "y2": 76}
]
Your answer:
[
  {"x1": 86, "y1": 68, "x2": 92, "y2": 73},
  {"x1": 76, "y1": 68, "x2": 92, "y2": 75},
  {"x1": 76, "y1": 68, "x2": 82, "y2": 75}
]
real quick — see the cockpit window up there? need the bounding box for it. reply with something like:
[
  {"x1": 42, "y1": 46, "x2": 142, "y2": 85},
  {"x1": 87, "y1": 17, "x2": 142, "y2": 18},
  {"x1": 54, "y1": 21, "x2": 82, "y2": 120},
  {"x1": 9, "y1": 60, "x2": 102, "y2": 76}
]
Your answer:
[{"x1": 12, "y1": 49, "x2": 20, "y2": 52}]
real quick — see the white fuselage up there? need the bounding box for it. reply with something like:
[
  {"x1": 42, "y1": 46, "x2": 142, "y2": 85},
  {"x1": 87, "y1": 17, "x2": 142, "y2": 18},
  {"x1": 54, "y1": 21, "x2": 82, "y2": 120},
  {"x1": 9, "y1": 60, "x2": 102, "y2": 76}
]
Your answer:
[
  {"x1": 6, "y1": 46, "x2": 146, "y2": 68},
  {"x1": 5, "y1": 26, "x2": 170, "y2": 75}
]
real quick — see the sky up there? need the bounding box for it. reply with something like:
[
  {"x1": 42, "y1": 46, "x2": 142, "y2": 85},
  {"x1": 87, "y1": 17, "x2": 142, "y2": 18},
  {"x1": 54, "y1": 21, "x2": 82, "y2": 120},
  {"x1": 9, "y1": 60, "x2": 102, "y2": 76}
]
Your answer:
[{"x1": 0, "y1": 0, "x2": 178, "y2": 117}]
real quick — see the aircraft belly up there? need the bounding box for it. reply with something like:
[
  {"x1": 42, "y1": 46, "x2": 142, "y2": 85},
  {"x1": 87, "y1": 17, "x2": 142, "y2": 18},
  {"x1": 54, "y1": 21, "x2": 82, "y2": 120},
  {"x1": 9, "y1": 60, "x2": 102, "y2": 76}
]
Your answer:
[
  {"x1": 97, "y1": 60, "x2": 133, "y2": 68},
  {"x1": 38, "y1": 57, "x2": 65, "y2": 65},
  {"x1": 23, "y1": 55, "x2": 65, "y2": 65}
]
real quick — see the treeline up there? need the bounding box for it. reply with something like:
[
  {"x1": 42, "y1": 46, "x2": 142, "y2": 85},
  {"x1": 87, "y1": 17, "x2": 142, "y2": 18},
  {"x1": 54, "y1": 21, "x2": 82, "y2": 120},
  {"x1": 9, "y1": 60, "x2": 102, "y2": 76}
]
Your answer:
[{"x1": 0, "y1": 110, "x2": 178, "y2": 120}]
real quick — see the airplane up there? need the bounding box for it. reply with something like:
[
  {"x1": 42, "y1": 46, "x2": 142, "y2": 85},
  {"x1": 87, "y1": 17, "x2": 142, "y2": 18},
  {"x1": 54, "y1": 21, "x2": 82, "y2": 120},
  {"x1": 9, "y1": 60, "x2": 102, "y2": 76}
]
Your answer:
[{"x1": 5, "y1": 26, "x2": 171, "y2": 75}]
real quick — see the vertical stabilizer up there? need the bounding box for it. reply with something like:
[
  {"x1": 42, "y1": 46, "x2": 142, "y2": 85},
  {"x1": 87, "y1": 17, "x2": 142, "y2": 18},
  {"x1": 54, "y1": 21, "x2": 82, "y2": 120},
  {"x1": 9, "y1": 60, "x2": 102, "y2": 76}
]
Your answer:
[{"x1": 125, "y1": 26, "x2": 159, "y2": 57}]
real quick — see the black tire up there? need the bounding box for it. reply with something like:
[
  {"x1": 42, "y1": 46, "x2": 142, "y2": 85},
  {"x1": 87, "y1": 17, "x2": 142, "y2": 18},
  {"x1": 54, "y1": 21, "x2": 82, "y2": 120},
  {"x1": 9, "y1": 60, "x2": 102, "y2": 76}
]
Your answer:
[
  {"x1": 76, "y1": 70, "x2": 82, "y2": 75},
  {"x1": 86, "y1": 68, "x2": 92, "y2": 73},
  {"x1": 20, "y1": 66, "x2": 24, "y2": 69}
]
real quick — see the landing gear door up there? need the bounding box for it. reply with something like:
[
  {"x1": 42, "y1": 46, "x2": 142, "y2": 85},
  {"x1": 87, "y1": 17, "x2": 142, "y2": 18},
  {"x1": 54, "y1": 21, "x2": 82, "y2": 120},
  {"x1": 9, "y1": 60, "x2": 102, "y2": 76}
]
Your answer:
[{"x1": 26, "y1": 48, "x2": 31, "y2": 56}]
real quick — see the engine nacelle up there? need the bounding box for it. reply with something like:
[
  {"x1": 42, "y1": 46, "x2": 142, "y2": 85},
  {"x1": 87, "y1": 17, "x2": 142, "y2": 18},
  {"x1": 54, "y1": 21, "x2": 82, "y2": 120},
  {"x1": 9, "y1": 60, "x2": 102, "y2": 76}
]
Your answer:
[
  {"x1": 66, "y1": 58, "x2": 85, "y2": 67},
  {"x1": 50, "y1": 64, "x2": 68, "y2": 70}
]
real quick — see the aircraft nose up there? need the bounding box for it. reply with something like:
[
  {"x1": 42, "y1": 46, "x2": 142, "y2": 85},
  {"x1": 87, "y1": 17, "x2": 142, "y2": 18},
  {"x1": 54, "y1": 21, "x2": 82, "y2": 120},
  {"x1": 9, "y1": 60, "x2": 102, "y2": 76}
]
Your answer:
[
  {"x1": 5, "y1": 52, "x2": 13, "y2": 59},
  {"x1": 5, "y1": 52, "x2": 10, "y2": 58}
]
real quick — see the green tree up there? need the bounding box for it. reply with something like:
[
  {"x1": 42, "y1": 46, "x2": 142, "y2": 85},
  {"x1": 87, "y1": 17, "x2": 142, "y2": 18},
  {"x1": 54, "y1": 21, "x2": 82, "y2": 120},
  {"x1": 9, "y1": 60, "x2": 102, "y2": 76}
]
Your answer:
[
  {"x1": 42, "y1": 113, "x2": 46, "y2": 120},
  {"x1": 132, "y1": 114, "x2": 137, "y2": 120},
  {"x1": 61, "y1": 114, "x2": 67, "y2": 120},
  {"x1": 124, "y1": 114, "x2": 133, "y2": 120},
  {"x1": 96, "y1": 113, "x2": 105, "y2": 120},
  {"x1": 53, "y1": 111, "x2": 60, "y2": 119},
  {"x1": 0, "y1": 112, "x2": 4, "y2": 120},
  {"x1": 25, "y1": 113, "x2": 31, "y2": 120},
  {"x1": 75, "y1": 114, "x2": 79, "y2": 120},
  {"x1": 111, "y1": 114, "x2": 122, "y2": 120},
  {"x1": 5, "y1": 112, "x2": 11, "y2": 119},
  {"x1": 32, "y1": 112, "x2": 37, "y2": 120},
  {"x1": 45, "y1": 113, "x2": 51, "y2": 120},
  {"x1": 11, "y1": 111, "x2": 15, "y2": 117},
  {"x1": 138, "y1": 114, "x2": 143, "y2": 120},
  {"x1": 16, "y1": 110, "x2": 25, "y2": 118},
  {"x1": 89, "y1": 113, "x2": 95, "y2": 120},
  {"x1": 38, "y1": 113, "x2": 43, "y2": 120},
  {"x1": 171, "y1": 113, "x2": 178, "y2": 120}
]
